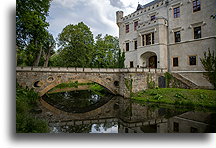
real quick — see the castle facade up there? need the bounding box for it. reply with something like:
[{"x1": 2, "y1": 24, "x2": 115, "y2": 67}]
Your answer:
[{"x1": 116, "y1": 0, "x2": 216, "y2": 72}]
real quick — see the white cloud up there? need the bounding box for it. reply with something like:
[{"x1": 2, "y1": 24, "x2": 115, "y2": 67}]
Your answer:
[{"x1": 47, "y1": 0, "x2": 154, "y2": 40}]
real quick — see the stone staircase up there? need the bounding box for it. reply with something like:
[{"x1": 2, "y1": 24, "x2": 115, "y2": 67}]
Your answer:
[{"x1": 171, "y1": 72, "x2": 214, "y2": 89}]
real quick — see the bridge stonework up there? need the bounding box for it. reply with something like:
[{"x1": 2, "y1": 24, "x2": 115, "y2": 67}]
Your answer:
[{"x1": 16, "y1": 67, "x2": 167, "y2": 98}]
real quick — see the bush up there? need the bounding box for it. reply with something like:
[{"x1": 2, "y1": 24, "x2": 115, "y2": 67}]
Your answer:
[{"x1": 16, "y1": 84, "x2": 49, "y2": 133}]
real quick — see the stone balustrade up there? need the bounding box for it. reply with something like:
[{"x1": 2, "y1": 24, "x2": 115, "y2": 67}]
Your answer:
[{"x1": 16, "y1": 66, "x2": 168, "y2": 73}]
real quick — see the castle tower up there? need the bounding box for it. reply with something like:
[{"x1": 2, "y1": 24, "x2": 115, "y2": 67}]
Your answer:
[{"x1": 116, "y1": 11, "x2": 123, "y2": 27}]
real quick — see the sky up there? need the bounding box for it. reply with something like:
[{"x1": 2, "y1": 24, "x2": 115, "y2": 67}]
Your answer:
[{"x1": 47, "y1": 0, "x2": 154, "y2": 39}]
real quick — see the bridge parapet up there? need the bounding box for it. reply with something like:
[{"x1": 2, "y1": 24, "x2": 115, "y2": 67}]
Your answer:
[{"x1": 16, "y1": 67, "x2": 167, "y2": 73}]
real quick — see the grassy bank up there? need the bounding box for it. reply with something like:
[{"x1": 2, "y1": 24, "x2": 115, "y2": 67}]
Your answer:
[
  {"x1": 132, "y1": 88, "x2": 216, "y2": 108},
  {"x1": 16, "y1": 84, "x2": 49, "y2": 133},
  {"x1": 49, "y1": 82, "x2": 107, "y2": 96}
]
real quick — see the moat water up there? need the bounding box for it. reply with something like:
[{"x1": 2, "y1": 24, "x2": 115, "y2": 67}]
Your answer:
[{"x1": 42, "y1": 87, "x2": 216, "y2": 133}]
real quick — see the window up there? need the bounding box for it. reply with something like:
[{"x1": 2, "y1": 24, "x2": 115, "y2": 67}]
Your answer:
[
  {"x1": 173, "y1": 7, "x2": 180, "y2": 18},
  {"x1": 173, "y1": 57, "x2": 179, "y2": 67},
  {"x1": 146, "y1": 33, "x2": 151, "y2": 45},
  {"x1": 151, "y1": 15, "x2": 156, "y2": 21},
  {"x1": 189, "y1": 56, "x2": 197, "y2": 65},
  {"x1": 126, "y1": 24, "x2": 129, "y2": 33},
  {"x1": 126, "y1": 43, "x2": 129, "y2": 51},
  {"x1": 134, "y1": 40, "x2": 137, "y2": 50},
  {"x1": 174, "y1": 31, "x2": 181, "y2": 43},
  {"x1": 143, "y1": 33, "x2": 155, "y2": 46},
  {"x1": 173, "y1": 122, "x2": 179, "y2": 132},
  {"x1": 193, "y1": 0, "x2": 201, "y2": 12},
  {"x1": 130, "y1": 61, "x2": 134, "y2": 68},
  {"x1": 152, "y1": 33, "x2": 154, "y2": 44},
  {"x1": 134, "y1": 21, "x2": 138, "y2": 31},
  {"x1": 194, "y1": 26, "x2": 201, "y2": 39}
]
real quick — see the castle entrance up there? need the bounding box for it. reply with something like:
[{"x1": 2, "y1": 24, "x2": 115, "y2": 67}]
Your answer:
[{"x1": 140, "y1": 52, "x2": 157, "y2": 68}]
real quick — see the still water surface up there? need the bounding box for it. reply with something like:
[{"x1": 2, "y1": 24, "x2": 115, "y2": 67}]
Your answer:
[{"x1": 42, "y1": 88, "x2": 216, "y2": 133}]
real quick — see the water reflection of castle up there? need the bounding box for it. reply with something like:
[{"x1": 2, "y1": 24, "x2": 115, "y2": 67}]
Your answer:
[{"x1": 44, "y1": 96, "x2": 216, "y2": 133}]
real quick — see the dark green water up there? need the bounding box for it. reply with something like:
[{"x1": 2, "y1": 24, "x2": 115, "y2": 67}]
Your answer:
[{"x1": 42, "y1": 89, "x2": 216, "y2": 133}]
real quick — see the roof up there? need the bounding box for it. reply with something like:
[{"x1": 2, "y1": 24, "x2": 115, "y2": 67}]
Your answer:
[{"x1": 136, "y1": 0, "x2": 164, "y2": 11}]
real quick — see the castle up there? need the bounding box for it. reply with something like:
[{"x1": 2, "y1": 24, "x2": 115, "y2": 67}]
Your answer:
[{"x1": 116, "y1": 0, "x2": 216, "y2": 72}]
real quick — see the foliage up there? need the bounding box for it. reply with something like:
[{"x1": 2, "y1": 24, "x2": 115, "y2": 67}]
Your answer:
[
  {"x1": 147, "y1": 74, "x2": 155, "y2": 89},
  {"x1": 16, "y1": 0, "x2": 54, "y2": 66},
  {"x1": 132, "y1": 88, "x2": 216, "y2": 108},
  {"x1": 16, "y1": 84, "x2": 49, "y2": 133},
  {"x1": 91, "y1": 34, "x2": 125, "y2": 68},
  {"x1": 200, "y1": 49, "x2": 216, "y2": 89},
  {"x1": 164, "y1": 72, "x2": 173, "y2": 88},
  {"x1": 125, "y1": 77, "x2": 133, "y2": 97},
  {"x1": 50, "y1": 22, "x2": 94, "y2": 67}
]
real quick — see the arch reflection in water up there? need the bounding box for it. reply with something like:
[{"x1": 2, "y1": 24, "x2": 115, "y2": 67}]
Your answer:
[
  {"x1": 41, "y1": 87, "x2": 216, "y2": 133},
  {"x1": 42, "y1": 89, "x2": 114, "y2": 113}
]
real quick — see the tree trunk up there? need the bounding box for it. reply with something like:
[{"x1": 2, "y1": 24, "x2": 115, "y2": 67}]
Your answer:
[
  {"x1": 33, "y1": 46, "x2": 43, "y2": 66},
  {"x1": 44, "y1": 46, "x2": 51, "y2": 67}
]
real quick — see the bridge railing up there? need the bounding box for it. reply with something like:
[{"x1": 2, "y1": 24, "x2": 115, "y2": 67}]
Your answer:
[{"x1": 16, "y1": 67, "x2": 168, "y2": 73}]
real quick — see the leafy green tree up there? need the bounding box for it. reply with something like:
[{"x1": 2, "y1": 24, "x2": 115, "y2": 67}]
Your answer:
[
  {"x1": 42, "y1": 33, "x2": 56, "y2": 67},
  {"x1": 16, "y1": 0, "x2": 52, "y2": 66},
  {"x1": 91, "y1": 34, "x2": 125, "y2": 68},
  {"x1": 53, "y1": 22, "x2": 94, "y2": 67},
  {"x1": 200, "y1": 49, "x2": 216, "y2": 89}
]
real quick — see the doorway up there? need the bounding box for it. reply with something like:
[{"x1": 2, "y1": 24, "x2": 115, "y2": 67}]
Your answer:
[{"x1": 149, "y1": 56, "x2": 157, "y2": 68}]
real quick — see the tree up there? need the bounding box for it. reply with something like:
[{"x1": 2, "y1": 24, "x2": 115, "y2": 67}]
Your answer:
[
  {"x1": 16, "y1": 0, "x2": 52, "y2": 66},
  {"x1": 53, "y1": 22, "x2": 94, "y2": 67},
  {"x1": 42, "y1": 33, "x2": 56, "y2": 67},
  {"x1": 91, "y1": 34, "x2": 125, "y2": 68},
  {"x1": 200, "y1": 49, "x2": 216, "y2": 89}
]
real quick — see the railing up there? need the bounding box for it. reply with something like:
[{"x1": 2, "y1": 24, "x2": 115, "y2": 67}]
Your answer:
[{"x1": 16, "y1": 66, "x2": 168, "y2": 73}]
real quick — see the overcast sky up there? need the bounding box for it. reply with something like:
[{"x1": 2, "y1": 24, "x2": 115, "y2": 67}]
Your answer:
[{"x1": 47, "y1": 0, "x2": 154, "y2": 39}]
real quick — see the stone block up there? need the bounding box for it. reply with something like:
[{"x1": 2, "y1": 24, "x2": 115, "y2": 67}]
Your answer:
[
  {"x1": 99, "y1": 68, "x2": 107, "y2": 72},
  {"x1": 106, "y1": 69, "x2": 114, "y2": 72},
  {"x1": 150, "y1": 69, "x2": 156, "y2": 73},
  {"x1": 67, "y1": 67, "x2": 76, "y2": 72},
  {"x1": 84, "y1": 68, "x2": 92, "y2": 72},
  {"x1": 136, "y1": 68, "x2": 143, "y2": 72},
  {"x1": 76, "y1": 68, "x2": 84, "y2": 72},
  {"x1": 91, "y1": 68, "x2": 100, "y2": 72}
]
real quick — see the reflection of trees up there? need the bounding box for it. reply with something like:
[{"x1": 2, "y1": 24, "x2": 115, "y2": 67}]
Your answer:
[
  {"x1": 61, "y1": 124, "x2": 92, "y2": 133},
  {"x1": 43, "y1": 89, "x2": 113, "y2": 113},
  {"x1": 93, "y1": 122, "x2": 117, "y2": 132}
]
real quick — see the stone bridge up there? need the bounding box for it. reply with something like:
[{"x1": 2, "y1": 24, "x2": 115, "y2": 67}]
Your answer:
[{"x1": 16, "y1": 67, "x2": 167, "y2": 98}]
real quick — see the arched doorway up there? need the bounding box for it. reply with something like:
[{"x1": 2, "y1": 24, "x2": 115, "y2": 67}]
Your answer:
[
  {"x1": 140, "y1": 52, "x2": 157, "y2": 68},
  {"x1": 149, "y1": 55, "x2": 157, "y2": 68}
]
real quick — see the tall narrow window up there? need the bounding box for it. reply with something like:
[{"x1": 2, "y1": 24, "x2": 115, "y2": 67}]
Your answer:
[
  {"x1": 189, "y1": 56, "x2": 197, "y2": 65},
  {"x1": 134, "y1": 40, "x2": 137, "y2": 50},
  {"x1": 126, "y1": 24, "x2": 129, "y2": 33},
  {"x1": 194, "y1": 26, "x2": 201, "y2": 39},
  {"x1": 174, "y1": 31, "x2": 181, "y2": 43},
  {"x1": 134, "y1": 21, "x2": 138, "y2": 31},
  {"x1": 151, "y1": 15, "x2": 156, "y2": 21},
  {"x1": 173, "y1": 7, "x2": 180, "y2": 18},
  {"x1": 173, "y1": 57, "x2": 179, "y2": 67},
  {"x1": 152, "y1": 32, "x2": 154, "y2": 44},
  {"x1": 126, "y1": 43, "x2": 129, "y2": 51},
  {"x1": 193, "y1": 0, "x2": 201, "y2": 12},
  {"x1": 142, "y1": 35, "x2": 145, "y2": 46},
  {"x1": 146, "y1": 33, "x2": 151, "y2": 45},
  {"x1": 145, "y1": 33, "x2": 154, "y2": 45},
  {"x1": 130, "y1": 61, "x2": 134, "y2": 68}
]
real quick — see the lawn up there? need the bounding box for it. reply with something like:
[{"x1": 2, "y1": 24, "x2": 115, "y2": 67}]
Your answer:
[{"x1": 132, "y1": 88, "x2": 216, "y2": 108}]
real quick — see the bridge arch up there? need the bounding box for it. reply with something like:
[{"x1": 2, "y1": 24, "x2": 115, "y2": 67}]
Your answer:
[{"x1": 38, "y1": 77, "x2": 118, "y2": 97}]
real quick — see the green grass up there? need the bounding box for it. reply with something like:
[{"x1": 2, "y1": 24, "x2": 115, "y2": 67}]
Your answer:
[
  {"x1": 16, "y1": 84, "x2": 50, "y2": 133},
  {"x1": 132, "y1": 88, "x2": 216, "y2": 108}
]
